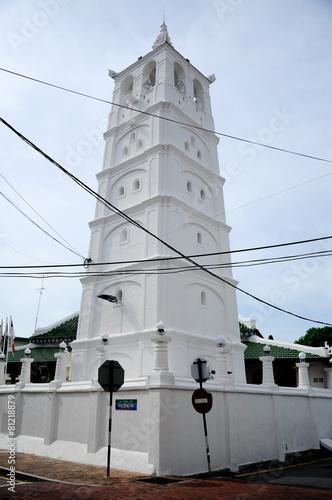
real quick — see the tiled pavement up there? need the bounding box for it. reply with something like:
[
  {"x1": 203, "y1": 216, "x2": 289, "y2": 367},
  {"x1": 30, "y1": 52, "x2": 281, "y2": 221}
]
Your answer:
[{"x1": 1, "y1": 451, "x2": 332, "y2": 499}]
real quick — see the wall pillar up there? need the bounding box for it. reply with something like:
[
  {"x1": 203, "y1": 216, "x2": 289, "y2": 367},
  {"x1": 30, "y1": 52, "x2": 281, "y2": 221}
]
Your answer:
[
  {"x1": 215, "y1": 347, "x2": 231, "y2": 387},
  {"x1": 147, "y1": 330, "x2": 174, "y2": 387},
  {"x1": 0, "y1": 359, "x2": 6, "y2": 385},
  {"x1": 324, "y1": 367, "x2": 332, "y2": 389},
  {"x1": 97, "y1": 344, "x2": 109, "y2": 368},
  {"x1": 259, "y1": 356, "x2": 276, "y2": 387},
  {"x1": 296, "y1": 362, "x2": 310, "y2": 388},
  {"x1": 19, "y1": 357, "x2": 34, "y2": 384},
  {"x1": 54, "y1": 352, "x2": 68, "y2": 382}
]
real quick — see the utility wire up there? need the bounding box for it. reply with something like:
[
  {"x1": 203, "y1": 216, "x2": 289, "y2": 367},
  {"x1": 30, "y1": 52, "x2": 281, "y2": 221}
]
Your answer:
[
  {"x1": 1, "y1": 250, "x2": 332, "y2": 278},
  {"x1": 0, "y1": 190, "x2": 83, "y2": 258},
  {"x1": 0, "y1": 173, "x2": 84, "y2": 259},
  {"x1": 0, "y1": 242, "x2": 331, "y2": 270},
  {"x1": 1, "y1": 115, "x2": 331, "y2": 327},
  {"x1": 1, "y1": 67, "x2": 332, "y2": 165}
]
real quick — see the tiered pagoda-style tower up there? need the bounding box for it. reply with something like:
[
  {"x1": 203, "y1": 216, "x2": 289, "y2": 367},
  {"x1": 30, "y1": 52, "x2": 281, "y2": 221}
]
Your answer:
[{"x1": 70, "y1": 24, "x2": 246, "y2": 384}]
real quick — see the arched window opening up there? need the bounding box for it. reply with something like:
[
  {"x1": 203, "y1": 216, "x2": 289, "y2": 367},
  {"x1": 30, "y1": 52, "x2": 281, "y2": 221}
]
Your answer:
[
  {"x1": 185, "y1": 141, "x2": 189, "y2": 151},
  {"x1": 197, "y1": 232, "x2": 202, "y2": 245},
  {"x1": 197, "y1": 150, "x2": 202, "y2": 159},
  {"x1": 122, "y1": 145, "x2": 129, "y2": 156},
  {"x1": 120, "y1": 228, "x2": 129, "y2": 244},
  {"x1": 137, "y1": 138, "x2": 143, "y2": 149},
  {"x1": 118, "y1": 186, "x2": 125, "y2": 197},
  {"x1": 120, "y1": 75, "x2": 134, "y2": 104},
  {"x1": 130, "y1": 132, "x2": 136, "y2": 141},
  {"x1": 116, "y1": 288, "x2": 123, "y2": 303},
  {"x1": 133, "y1": 178, "x2": 141, "y2": 191},
  {"x1": 200, "y1": 189, "x2": 206, "y2": 200},
  {"x1": 201, "y1": 291, "x2": 207, "y2": 306},
  {"x1": 187, "y1": 181, "x2": 192, "y2": 193},
  {"x1": 174, "y1": 62, "x2": 186, "y2": 93},
  {"x1": 193, "y1": 79, "x2": 204, "y2": 108},
  {"x1": 142, "y1": 61, "x2": 156, "y2": 91}
]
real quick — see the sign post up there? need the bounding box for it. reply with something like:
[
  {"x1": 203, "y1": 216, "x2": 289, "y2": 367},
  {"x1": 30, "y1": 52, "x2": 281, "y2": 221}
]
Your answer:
[
  {"x1": 98, "y1": 360, "x2": 124, "y2": 477},
  {"x1": 191, "y1": 358, "x2": 213, "y2": 476}
]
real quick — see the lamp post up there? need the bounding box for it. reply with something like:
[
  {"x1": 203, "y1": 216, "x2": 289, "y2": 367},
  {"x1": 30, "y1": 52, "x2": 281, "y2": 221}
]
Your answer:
[
  {"x1": 148, "y1": 321, "x2": 174, "y2": 386},
  {"x1": 215, "y1": 335, "x2": 229, "y2": 382},
  {"x1": 97, "y1": 333, "x2": 110, "y2": 367},
  {"x1": 53, "y1": 342, "x2": 68, "y2": 383},
  {"x1": 19, "y1": 348, "x2": 34, "y2": 384},
  {"x1": 296, "y1": 352, "x2": 310, "y2": 388},
  {"x1": 259, "y1": 345, "x2": 276, "y2": 387}
]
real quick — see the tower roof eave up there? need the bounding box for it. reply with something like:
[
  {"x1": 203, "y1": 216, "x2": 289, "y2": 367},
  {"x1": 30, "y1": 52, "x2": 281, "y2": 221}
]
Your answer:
[{"x1": 112, "y1": 41, "x2": 213, "y2": 85}]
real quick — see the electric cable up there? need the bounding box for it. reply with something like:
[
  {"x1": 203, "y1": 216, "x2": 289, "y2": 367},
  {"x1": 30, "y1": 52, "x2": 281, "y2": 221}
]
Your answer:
[
  {"x1": 0, "y1": 173, "x2": 84, "y2": 259},
  {"x1": 0, "y1": 190, "x2": 83, "y2": 259},
  {"x1": 0, "y1": 244, "x2": 331, "y2": 270},
  {"x1": 1, "y1": 115, "x2": 331, "y2": 327}
]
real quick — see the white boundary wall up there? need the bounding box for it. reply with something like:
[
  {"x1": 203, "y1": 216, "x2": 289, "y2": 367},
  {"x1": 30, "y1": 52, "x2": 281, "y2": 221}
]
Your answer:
[{"x1": 1, "y1": 381, "x2": 331, "y2": 476}]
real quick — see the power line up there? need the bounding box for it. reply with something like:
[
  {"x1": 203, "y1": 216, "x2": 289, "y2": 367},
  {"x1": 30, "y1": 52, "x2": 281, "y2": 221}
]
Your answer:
[
  {"x1": 1, "y1": 67, "x2": 332, "y2": 165},
  {"x1": 0, "y1": 241, "x2": 331, "y2": 270},
  {"x1": 1, "y1": 115, "x2": 331, "y2": 327},
  {"x1": 0, "y1": 190, "x2": 84, "y2": 259},
  {"x1": 1, "y1": 249, "x2": 332, "y2": 278},
  {"x1": 0, "y1": 173, "x2": 84, "y2": 259}
]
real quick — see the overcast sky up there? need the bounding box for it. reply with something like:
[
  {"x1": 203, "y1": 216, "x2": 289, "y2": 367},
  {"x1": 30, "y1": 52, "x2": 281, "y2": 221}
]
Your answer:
[{"x1": 0, "y1": 0, "x2": 331, "y2": 344}]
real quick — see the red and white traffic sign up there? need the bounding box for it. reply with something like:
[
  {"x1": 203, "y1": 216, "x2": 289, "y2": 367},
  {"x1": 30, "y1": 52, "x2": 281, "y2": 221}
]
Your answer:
[{"x1": 192, "y1": 388, "x2": 213, "y2": 414}]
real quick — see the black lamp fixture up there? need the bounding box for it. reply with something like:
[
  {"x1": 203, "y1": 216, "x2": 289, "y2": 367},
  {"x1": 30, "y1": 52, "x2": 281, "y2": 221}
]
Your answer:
[{"x1": 98, "y1": 294, "x2": 118, "y2": 303}]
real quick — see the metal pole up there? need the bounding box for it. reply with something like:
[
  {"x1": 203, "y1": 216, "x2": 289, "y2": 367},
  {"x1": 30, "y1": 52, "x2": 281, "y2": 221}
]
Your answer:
[
  {"x1": 197, "y1": 357, "x2": 203, "y2": 389},
  {"x1": 107, "y1": 390, "x2": 113, "y2": 477},
  {"x1": 197, "y1": 358, "x2": 212, "y2": 476},
  {"x1": 202, "y1": 412, "x2": 212, "y2": 476}
]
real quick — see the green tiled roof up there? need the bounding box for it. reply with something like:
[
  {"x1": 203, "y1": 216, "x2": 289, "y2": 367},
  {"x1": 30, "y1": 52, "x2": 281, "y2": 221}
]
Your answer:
[
  {"x1": 8, "y1": 347, "x2": 71, "y2": 363},
  {"x1": 243, "y1": 342, "x2": 323, "y2": 360},
  {"x1": 31, "y1": 315, "x2": 78, "y2": 343}
]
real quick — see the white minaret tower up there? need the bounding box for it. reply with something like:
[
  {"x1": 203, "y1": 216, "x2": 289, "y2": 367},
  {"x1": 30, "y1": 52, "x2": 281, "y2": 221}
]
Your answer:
[{"x1": 70, "y1": 24, "x2": 246, "y2": 384}]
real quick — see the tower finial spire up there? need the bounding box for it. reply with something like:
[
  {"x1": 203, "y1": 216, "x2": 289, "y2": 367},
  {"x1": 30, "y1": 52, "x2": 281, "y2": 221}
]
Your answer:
[{"x1": 152, "y1": 20, "x2": 172, "y2": 49}]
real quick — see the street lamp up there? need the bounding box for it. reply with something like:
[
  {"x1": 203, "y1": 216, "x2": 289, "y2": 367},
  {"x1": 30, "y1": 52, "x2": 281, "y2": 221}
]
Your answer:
[
  {"x1": 263, "y1": 345, "x2": 271, "y2": 356},
  {"x1": 101, "y1": 332, "x2": 109, "y2": 345},
  {"x1": 156, "y1": 321, "x2": 165, "y2": 335},
  {"x1": 299, "y1": 352, "x2": 306, "y2": 363},
  {"x1": 59, "y1": 341, "x2": 67, "y2": 352},
  {"x1": 98, "y1": 294, "x2": 118, "y2": 303},
  {"x1": 216, "y1": 335, "x2": 226, "y2": 347}
]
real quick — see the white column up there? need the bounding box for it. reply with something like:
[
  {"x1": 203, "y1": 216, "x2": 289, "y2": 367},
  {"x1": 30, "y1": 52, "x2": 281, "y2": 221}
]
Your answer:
[
  {"x1": 0, "y1": 359, "x2": 6, "y2": 385},
  {"x1": 148, "y1": 330, "x2": 174, "y2": 387},
  {"x1": 19, "y1": 357, "x2": 34, "y2": 383},
  {"x1": 151, "y1": 334, "x2": 172, "y2": 372},
  {"x1": 97, "y1": 344, "x2": 109, "y2": 368},
  {"x1": 324, "y1": 367, "x2": 332, "y2": 389},
  {"x1": 296, "y1": 362, "x2": 310, "y2": 388},
  {"x1": 215, "y1": 347, "x2": 229, "y2": 382},
  {"x1": 259, "y1": 356, "x2": 276, "y2": 387},
  {"x1": 54, "y1": 352, "x2": 68, "y2": 382}
]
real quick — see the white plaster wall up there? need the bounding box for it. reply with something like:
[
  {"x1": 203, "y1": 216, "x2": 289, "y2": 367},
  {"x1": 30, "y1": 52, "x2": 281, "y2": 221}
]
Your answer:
[{"x1": 1, "y1": 384, "x2": 331, "y2": 476}]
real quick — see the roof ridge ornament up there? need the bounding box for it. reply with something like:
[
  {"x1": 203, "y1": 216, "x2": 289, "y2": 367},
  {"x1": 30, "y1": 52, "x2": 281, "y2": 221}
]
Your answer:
[{"x1": 152, "y1": 21, "x2": 172, "y2": 49}]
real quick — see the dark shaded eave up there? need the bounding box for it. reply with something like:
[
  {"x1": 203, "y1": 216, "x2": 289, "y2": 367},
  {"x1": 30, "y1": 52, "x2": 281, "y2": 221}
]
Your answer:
[{"x1": 30, "y1": 314, "x2": 78, "y2": 343}]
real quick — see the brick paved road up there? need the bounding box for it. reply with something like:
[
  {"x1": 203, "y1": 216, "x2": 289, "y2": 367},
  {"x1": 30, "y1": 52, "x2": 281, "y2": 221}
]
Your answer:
[{"x1": 1, "y1": 451, "x2": 332, "y2": 499}]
